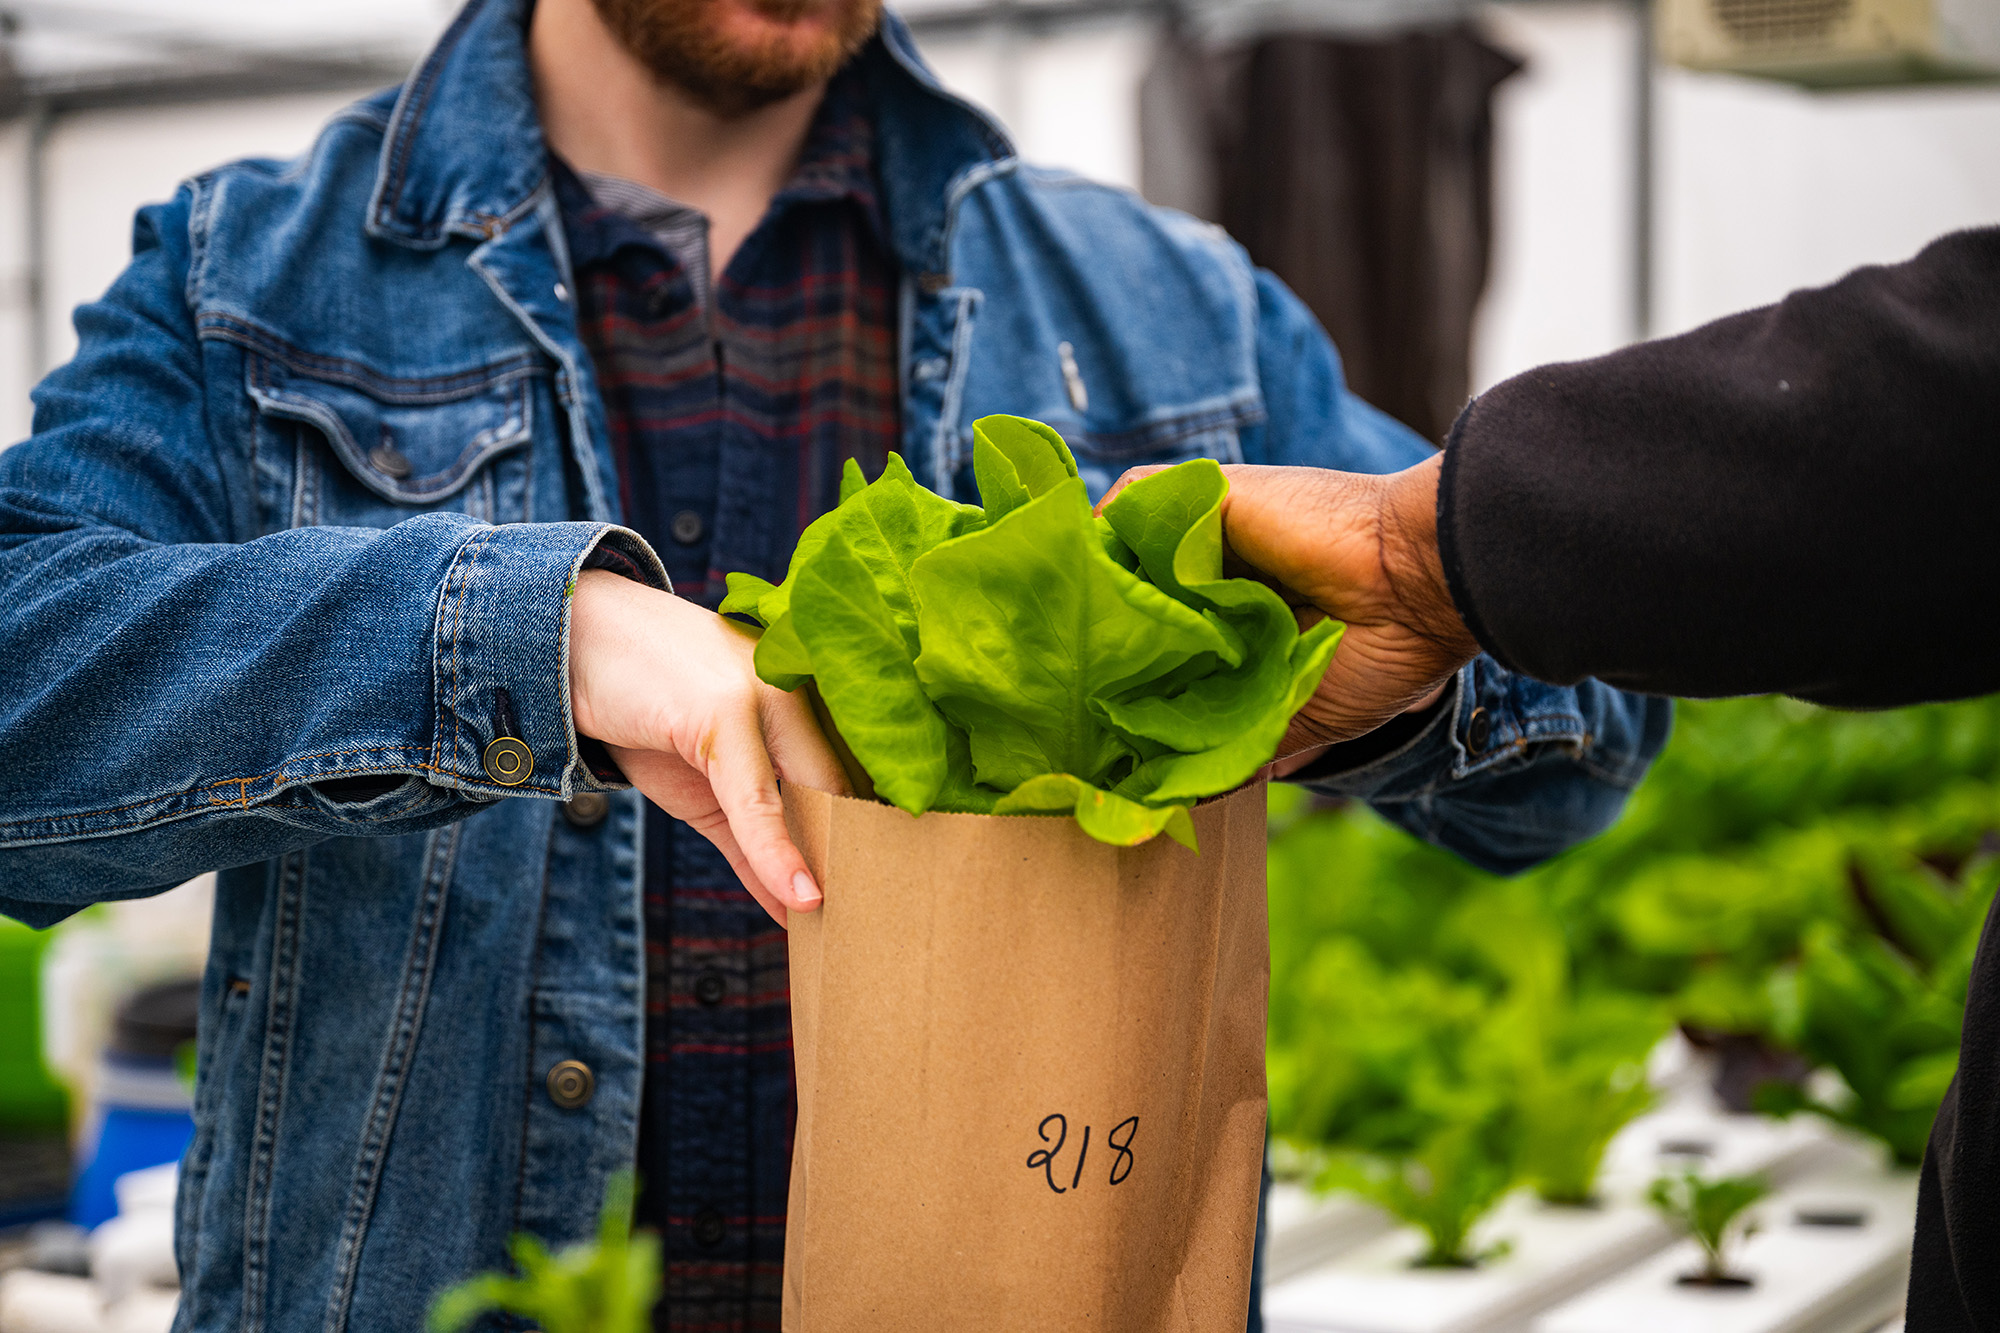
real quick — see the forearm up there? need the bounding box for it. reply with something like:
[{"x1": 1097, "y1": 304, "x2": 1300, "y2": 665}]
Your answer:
[
  {"x1": 1439, "y1": 226, "x2": 2000, "y2": 706},
  {"x1": 0, "y1": 505, "x2": 662, "y2": 915},
  {"x1": 0, "y1": 180, "x2": 687, "y2": 919}
]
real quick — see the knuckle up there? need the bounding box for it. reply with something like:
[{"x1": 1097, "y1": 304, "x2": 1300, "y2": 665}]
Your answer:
[
  {"x1": 716, "y1": 780, "x2": 784, "y2": 820},
  {"x1": 735, "y1": 785, "x2": 786, "y2": 821}
]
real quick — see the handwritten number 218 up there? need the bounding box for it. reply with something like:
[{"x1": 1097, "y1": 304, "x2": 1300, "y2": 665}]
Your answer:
[{"x1": 1026, "y1": 1114, "x2": 1138, "y2": 1194}]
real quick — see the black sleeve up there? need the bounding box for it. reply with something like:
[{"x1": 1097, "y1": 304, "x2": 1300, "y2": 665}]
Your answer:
[{"x1": 1436, "y1": 225, "x2": 2000, "y2": 708}]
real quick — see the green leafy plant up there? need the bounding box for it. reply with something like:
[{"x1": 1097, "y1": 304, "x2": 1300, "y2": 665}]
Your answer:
[
  {"x1": 1324, "y1": 1114, "x2": 1520, "y2": 1269},
  {"x1": 1268, "y1": 696, "x2": 2000, "y2": 1177},
  {"x1": 1265, "y1": 818, "x2": 1666, "y2": 1246},
  {"x1": 1756, "y1": 843, "x2": 1996, "y2": 1163},
  {"x1": 722, "y1": 416, "x2": 1339, "y2": 848},
  {"x1": 1264, "y1": 928, "x2": 1520, "y2": 1266},
  {"x1": 429, "y1": 1173, "x2": 659, "y2": 1333},
  {"x1": 1451, "y1": 890, "x2": 1663, "y2": 1208},
  {"x1": 1513, "y1": 1034, "x2": 1655, "y2": 1208},
  {"x1": 1646, "y1": 1170, "x2": 1769, "y2": 1285}
]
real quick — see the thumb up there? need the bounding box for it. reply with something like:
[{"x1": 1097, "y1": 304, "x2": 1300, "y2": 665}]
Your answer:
[{"x1": 1096, "y1": 463, "x2": 1170, "y2": 513}]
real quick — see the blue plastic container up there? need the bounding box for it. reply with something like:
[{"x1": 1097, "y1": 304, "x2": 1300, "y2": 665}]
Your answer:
[
  {"x1": 70, "y1": 1081, "x2": 194, "y2": 1228},
  {"x1": 69, "y1": 979, "x2": 199, "y2": 1228}
]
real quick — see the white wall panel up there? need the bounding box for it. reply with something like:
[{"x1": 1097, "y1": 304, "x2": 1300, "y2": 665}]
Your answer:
[
  {"x1": 1474, "y1": 2, "x2": 1637, "y2": 391},
  {"x1": 37, "y1": 93, "x2": 366, "y2": 374},
  {"x1": 1657, "y1": 68, "x2": 2000, "y2": 336},
  {"x1": 0, "y1": 123, "x2": 31, "y2": 446},
  {"x1": 914, "y1": 19, "x2": 1152, "y2": 189}
]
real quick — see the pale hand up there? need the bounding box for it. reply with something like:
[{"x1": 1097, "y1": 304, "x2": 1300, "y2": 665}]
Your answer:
[{"x1": 568, "y1": 570, "x2": 849, "y2": 922}]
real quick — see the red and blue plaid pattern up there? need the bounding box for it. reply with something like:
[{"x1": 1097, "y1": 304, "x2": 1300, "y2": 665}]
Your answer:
[{"x1": 558, "y1": 70, "x2": 899, "y2": 1333}]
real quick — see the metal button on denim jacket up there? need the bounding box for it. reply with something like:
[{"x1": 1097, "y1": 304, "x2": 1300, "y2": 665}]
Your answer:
[{"x1": 0, "y1": 1, "x2": 1669, "y2": 1328}]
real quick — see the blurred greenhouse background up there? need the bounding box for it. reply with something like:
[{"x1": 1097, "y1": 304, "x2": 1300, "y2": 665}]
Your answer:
[
  {"x1": 7, "y1": 1, "x2": 2000, "y2": 440},
  {"x1": 2, "y1": 1, "x2": 1999, "y2": 1330},
  {"x1": 5, "y1": 0, "x2": 2000, "y2": 444},
  {"x1": 1265, "y1": 698, "x2": 2000, "y2": 1234}
]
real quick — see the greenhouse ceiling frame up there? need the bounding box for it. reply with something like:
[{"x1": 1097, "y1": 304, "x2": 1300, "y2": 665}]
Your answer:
[{"x1": 1, "y1": 0, "x2": 1658, "y2": 394}]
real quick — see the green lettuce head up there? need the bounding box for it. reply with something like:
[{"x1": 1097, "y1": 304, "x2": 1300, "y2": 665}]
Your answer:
[{"x1": 720, "y1": 416, "x2": 1340, "y2": 849}]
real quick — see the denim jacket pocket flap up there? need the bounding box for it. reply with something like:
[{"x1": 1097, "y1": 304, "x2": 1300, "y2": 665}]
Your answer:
[
  {"x1": 246, "y1": 356, "x2": 534, "y2": 506},
  {"x1": 1028, "y1": 396, "x2": 1265, "y2": 500},
  {"x1": 1068, "y1": 395, "x2": 1265, "y2": 467}
]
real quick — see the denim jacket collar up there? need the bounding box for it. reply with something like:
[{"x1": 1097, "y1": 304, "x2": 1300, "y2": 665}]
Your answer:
[{"x1": 366, "y1": 0, "x2": 1013, "y2": 278}]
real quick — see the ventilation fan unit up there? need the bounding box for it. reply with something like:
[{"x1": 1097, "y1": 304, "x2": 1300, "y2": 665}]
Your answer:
[{"x1": 1658, "y1": 0, "x2": 2000, "y2": 88}]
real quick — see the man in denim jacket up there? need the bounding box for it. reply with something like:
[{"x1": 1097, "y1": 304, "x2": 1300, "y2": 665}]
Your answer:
[{"x1": 0, "y1": 0, "x2": 1669, "y2": 1327}]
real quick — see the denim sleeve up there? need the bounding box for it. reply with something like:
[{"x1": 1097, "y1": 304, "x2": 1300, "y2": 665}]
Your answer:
[
  {"x1": 1242, "y1": 267, "x2": 1673, "y2": 872},
  {"x1": 0, "y1": 186, "x2": 666, "y2": 924}
]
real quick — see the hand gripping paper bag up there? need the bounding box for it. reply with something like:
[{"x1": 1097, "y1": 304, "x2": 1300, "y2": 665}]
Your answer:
[{"x1": 781, "y1": 780, "x2": 1270, "y2": 1333}]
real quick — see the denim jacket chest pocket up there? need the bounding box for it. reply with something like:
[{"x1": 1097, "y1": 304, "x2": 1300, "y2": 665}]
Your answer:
[
  {"x1": 947, "y1": 365, "x2": 1262, "y2": 503},
  {"x1": 244, "y1": 351, "x2": 544, "y2": 532},
  {"x1": 1047, "y1": 408, "x2": 1259, "y2": 501},
  {"x1": 933, "y1": 280, "x2": 1265, "y2": 502},
  {"x1": 935, "y1": 170, "x2": 1267, "y2": 503}
]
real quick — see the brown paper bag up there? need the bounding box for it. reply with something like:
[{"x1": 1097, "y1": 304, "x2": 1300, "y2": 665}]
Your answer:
[{"x1": 781, "y1": 781, "x2": 1270, "y2": 1332}]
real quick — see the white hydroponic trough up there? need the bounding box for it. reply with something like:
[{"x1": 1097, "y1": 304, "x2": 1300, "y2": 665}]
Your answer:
[
  {"x1": 1261, "y1": 1108, "x2": 1866, "y2": 1333},
  {"x1": 1264, "y1": 1183, "x2": 1396, "y2": 1284},
  {"x1": 1263, "y1": 1192, "x2": 1673, "y2": 1333},
  {"x1": 1533, "y1": 1165, "x2": 1917, "y2": 1333}
]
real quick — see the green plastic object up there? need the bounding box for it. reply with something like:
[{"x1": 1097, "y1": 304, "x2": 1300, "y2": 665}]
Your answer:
[{"x1": 0, "y1": 920, "x2": 71, "y2": 1134}]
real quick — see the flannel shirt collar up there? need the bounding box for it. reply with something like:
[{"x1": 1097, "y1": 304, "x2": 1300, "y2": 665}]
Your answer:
[{"x1": 552, "y1": 65, "x2": 886, "y2": 276}]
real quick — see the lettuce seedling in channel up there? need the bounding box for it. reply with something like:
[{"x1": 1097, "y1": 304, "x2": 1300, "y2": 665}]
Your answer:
[
  {"x1": 1454, "y1": 896, "x2": 1662, "y2": 1208},
  {"x1": 1323, "y1": 1112, "x2": 1521, "y2": 1269},
  {"x1": 1647, "y1": 1170, "x2": 1768, "y2": 1286},
  {"x1": 429, "y1": 1173, "x2": 659, "y2": 1333},
  {"x1": 722, "y1": 416, "x2": 1339, "y2": 849}
]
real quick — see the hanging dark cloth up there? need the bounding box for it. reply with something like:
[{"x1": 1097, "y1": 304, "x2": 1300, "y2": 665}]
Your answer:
[{"x1": 1142, "y1": 24, "x2": 1521, "y2": 445}]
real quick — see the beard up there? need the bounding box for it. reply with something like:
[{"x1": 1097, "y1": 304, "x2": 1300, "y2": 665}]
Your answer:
[{"x1": 590, "y1": 0, "x2": 883, "y2": 116}]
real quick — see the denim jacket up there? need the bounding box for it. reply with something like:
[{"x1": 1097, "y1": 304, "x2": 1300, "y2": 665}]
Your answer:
[{"x1": 0, "y1": 1, "x2": 1669, "y2": 1327}]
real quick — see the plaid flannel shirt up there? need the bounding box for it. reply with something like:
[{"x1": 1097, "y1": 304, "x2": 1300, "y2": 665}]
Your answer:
[{"x1": 556, "y1": 71, "x2": 899, "y2": 1333}]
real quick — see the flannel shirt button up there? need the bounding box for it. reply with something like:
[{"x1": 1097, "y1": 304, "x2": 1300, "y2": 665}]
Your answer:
[
  {"x1": 562, "y1": 791, "x2": 609, "y2": 827},
  {"x1": 546, "y1": 1059, "x2": 594, "y2": 1109},
  {"x1": 694, "y1": 970, "x2": 727, "y2": 1006},
  {"x1": 554, "y1": 281, "x2": 570, "y2": 303},
  {"x1": 1466, "y1": 707, "x2": 1493, "y2": 756},
  {"x1": 670, "y1": 509, "x2": 705, "y2": 545},
  {"x1": 483, "y1": 737, "x2": 534, "y2": 786},
  {"x1": 692, "y1": 1206, "x2": 726, "y2": 1248}
]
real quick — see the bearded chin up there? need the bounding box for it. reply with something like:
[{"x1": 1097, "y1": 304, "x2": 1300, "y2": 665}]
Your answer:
[{"x1": 592, "y1": 0, "x2": 884, "y2": 116}]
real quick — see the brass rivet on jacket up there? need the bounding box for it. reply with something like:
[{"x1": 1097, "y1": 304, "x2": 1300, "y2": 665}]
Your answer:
[
  {"x1": 562, "y1": 791, "x2": 609, "y2": 828},
  {"x1": 547, "y1": 1059, "x2": 594, "y2": 1109},
  {"x1": 483, "y1": 737, "x2": 534, "y2": 786},
  {"x1": 368, "y1": 443, "x2": 413, "y2": 479},
  {"x1": 1466, "y1": 707, "x2": 1493, "y2": 756}
]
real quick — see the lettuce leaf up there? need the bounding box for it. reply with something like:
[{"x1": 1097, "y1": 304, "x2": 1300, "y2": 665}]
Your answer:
[
  {"x1": 995, "y1": 773, "x2": 1199, "y2": 851},
  {"x1": 723, "y1": 414, "x2": 1341, "y2": 848},
  {"x1": 912, "y1": 476, "x2": 1229, "y2": 792}
]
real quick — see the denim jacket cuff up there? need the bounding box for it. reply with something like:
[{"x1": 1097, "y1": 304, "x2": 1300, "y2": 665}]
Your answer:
[
  {"x1": 1447, "y1": 655, "x2": 1591, "y2": 781},
  {"x1": 428, "y1": 522, "x2": 668, "y2": 800},
  {"x1": 1287, "y1": 670, "x2": 1465, "y2": 799}
]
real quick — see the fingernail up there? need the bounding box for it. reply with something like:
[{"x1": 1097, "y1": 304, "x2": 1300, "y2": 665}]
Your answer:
[{"x1": 792, "y1": 870, "x2": 822, "y2": 907}]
